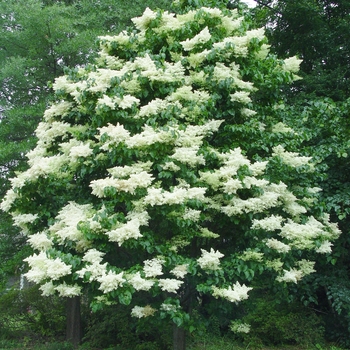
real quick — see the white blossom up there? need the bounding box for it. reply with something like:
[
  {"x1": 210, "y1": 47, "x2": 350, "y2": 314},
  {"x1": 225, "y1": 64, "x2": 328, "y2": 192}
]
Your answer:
[
  {"x1": 230, "y1": 91, "x2": 252, "y2": 104},
  {"x1": 143, "y1": 258, "x2": 164, "y2": 277},
  {"x1": 220, "y1": 16, "x2": 243, "y2": 34},
  {"x1": 239, "y1": 250, "x2": 264, "y2": 262},
  {"x1": 97, "y1": 271, "x2": 125, "y2": 293},
  {"x1": 221, "y1": 191, "x2": 281, "y2": 216},
  {"x1": 248, "y1": 161, "x2": 268, "y2": 176},
  {"x1": 170, "y1": 146, "x2": 205, "y2": 167},
  {"x1": 49, "y1": 202, "x2": 93, "y2": 248},
  {"x1": 283, "y1": 56, "x2": 302, "y2": 73},
  {"x1": 118, "y1": 95, "x2": 140, "y2": 109},
  {"x1": 230, "y1": 321, "x2": 251, "y2": 334},
  {"x1": 158, "y1": 278, "x2": 183, "y2": 293},
  {"x1": 68, "y1": 141, "x2": 93, "y2": 160},
  {"x1": 12, "y1": 213, "x2": 38, "y2": 233},
  {"x1": 277, "y1": 268, "x2": 303, "y2": 284},
  {"x1": 212, "y1": 282, "x2": 252, "y2": 302},
  {"x1": 96, "y1": 123, "x2": 130, "y2": 150},
  {"x1": 187, "y1": 49, "x2": 211, "y2": 68},
  {"x1": 82, "y1": 249, "x2": 105, "y2": 264},
  {"x1": 272, "y1": 122, "x2": 294, "y2": 134},
  {"x1": 55, "y1": 283, "x2": 82, "y2": 297},
  {"x1": 167, "y1": 86, "x2": 210, "y2": 103},
  {"x1": 297, "y1": 259, "x2": 316, "y2": 276},
  {"x1": 76, "y1": 261, "x2": 108, "y2": 282},
  {"x1": 43, "y1": 101, "x2": 74, "y2": 122},
  {"x1": 143, "y1": 186, "x2": 206, "y2": 206},
  {"x1": 197, "y1": 248, "x2": 224, "y2": 271},
  {"x1": 39, "y1": 281, "x2": 55, "y2": 296},
  {"x1": 105, "y1": 218, "x2": 143, "y2": 246},
  {"x1": 200, "y1": 227, "x2": 220, "y2": 239},
  {"x1": 273, "y1": 145, "x2": 312, "y2": 168},
  {"x1": 131, "y1": 8, "x2": 157, "y2": 31},
  {"x1": 96, "y1": 95, "x2": 117, "y2": 110},
  {"x1": 251, "y1": 215, "x2": 284, "y2": 231},
  {"x1": 131, "y1": 305, "x2": 156, "y2": 318},
  {"x1": 46, "y1": 258, "x2": 72, "y2": 280},
  {"x1": 279, "y1": 216, "x2": 325, "y2": 248},
  {"x1": 35, "y1": 121, "x2": 71, "y2": 147},
  {"x1": 90, "y1": 171, "x2": 154, "y2": 196},
  {"x1": 170, "y1": 264, "x2": 189, "y2": 279},
  {"x1": 183, "y1": 208, "x2": 201, "y2": 222},
  {"x1": 160, "y1": 303, "x2": 178, "y2": 312},
  {"x1": 24, "y1": 252, "x2": 71, "y2": 283},
  {"x1": 316, "y1": 240, "x2": 333, "y2": 254},
  {"x1": 27, "y1": 232, "x2": 53, "y2": 251},
  {"x1": 240, "y1": 108, "x2": 257, "y2": 117},
  {"x1": 153, "y1": 11, "x2": 182, "y2": 33},
  {"x1": 265, "y1": 238, "x2": 291, "y2": 253},
  {"x1": 128, "y1": 272, "x2": 154, "y2": 291},
  {"x1": 180, "y1": 27, "x2": 211, "y2": 51}
]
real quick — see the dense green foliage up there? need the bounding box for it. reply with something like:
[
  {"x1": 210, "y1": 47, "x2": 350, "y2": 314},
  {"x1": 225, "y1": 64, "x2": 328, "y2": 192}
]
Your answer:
[{"x1": 254, "y1": 0, "x2": 350, "y2": 101}]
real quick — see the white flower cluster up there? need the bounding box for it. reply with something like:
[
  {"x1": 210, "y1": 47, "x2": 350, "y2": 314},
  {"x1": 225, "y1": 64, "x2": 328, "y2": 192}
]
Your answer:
[
  {"x1": 90, "y1": 171, "x2": 154, "y2": 197},
  {"x1": 128, "y1": 272, "x2": 154, "y2": 291},
  {"x1": 49, "y1": 202, "x2": 94, "y2": 250},
  {"x1": 273, "y1": 145, "x2": 313, "y2": 168},
  {"x1": 97, "y1": 270, "x2": 125, "y2": 293},
  {"x1": 143, "y1": 258, "x2": 164, "y2": 278},
  {"x1": 212, "y1": 282, "x2": 252, "y2": 303},
  {"x1": 24, "y1": 252, "x2": 71, "y2": 284},
  {"x1": 230, "y1": 321, "x2": 251, "y2": 334},
  {"x1": 251, "y1": 215, "x2": 284, "y2": 231},
  {"x1": 76, "y1": 249, "x2": 126, "y2": 293},
  {"x1": 11, "y1": 213, "x2": 38, "y2": 234},
  {"x1": 265, "y1": 238, "x2": 291, "y2": 253},
  {"x1": 272, "y1": 122, "x2": 295, "y2": 134},
  {"x1": 158, "y1": 278, "x2": 183, "y2": 293},
  {"x1": 40, "y1": 281, "x2": 81, "y2": 297},
  {"x1": 27, "y1": 232, "x2": 53, "y2": 251},
  {"x1": 180, "y1": 27, "x2": 212, "y2": 51},
  {"x1": 277, "y1": 260, "x2": 316, "y2": 284},
  {"x1": 104, "y1": 210, "x2": 149, "y2": 246},
  {"x1": 283, "y1": 56, "x2": 303, "y2": 73},
  {"x1": 131, "y1": 305, "x2": 157, "y2": 318},
  {"x1": 170, "y1": 264, "x2": 189, "y2": 279},
  {"x1": 197, "y1": 248, "x2": 224, "y2": 271},
  {"x1": 279, "y1": 216, "x2": 327, "y2": 249},
  {"x1": 76, "y1": 249, "x2": 108, "y2": 281},
  {"x1": 143, "y1": 186, "x2": 206, "y2": 206},
  {"x1": 105, "y1": 218, "x2": 143, "y2": 246}
]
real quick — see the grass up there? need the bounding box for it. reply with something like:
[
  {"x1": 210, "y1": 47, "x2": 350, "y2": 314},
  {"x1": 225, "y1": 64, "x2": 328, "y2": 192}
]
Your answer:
[{"x1": 0, "y1": 334, "x2": 345, "y2": 350}]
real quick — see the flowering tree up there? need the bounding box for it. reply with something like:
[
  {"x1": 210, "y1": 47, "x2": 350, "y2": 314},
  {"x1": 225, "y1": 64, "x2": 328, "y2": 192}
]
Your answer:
[{"x1": 1, "y1": 1, "x2": 340, "y2": 348}]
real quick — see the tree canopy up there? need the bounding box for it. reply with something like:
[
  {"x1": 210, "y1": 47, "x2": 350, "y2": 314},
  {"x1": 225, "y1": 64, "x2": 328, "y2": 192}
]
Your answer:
[{"x1": 1, "y1": 3, "x2": 341, "y2": 347}]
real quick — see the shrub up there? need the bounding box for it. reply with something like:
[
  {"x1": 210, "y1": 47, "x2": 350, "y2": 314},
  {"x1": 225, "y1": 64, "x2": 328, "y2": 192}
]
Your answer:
[
  {"x1": 0, "y1": 285, "x2": 66, "y2": 341},
  {"x1": 237, "y1": 294, "x2": 325, "y2": 347}
]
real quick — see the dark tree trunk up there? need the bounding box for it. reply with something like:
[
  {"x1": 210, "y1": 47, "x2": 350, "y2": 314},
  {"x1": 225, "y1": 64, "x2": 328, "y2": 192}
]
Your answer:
[
  {"x1": 66, "y1": 296, "x2": 82, "y2": 348},
  {"x1": 173, "y1": 324, "x2": 186, "y2": 350}
]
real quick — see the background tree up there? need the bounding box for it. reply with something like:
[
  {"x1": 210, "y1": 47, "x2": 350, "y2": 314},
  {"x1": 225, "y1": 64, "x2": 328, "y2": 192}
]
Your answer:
[
  {"x1": 253, "y1": 0, "x2": 350, "y2": 101},
  {"x1": 1, "y1": 1, "x2": 341, "y2": 348}
]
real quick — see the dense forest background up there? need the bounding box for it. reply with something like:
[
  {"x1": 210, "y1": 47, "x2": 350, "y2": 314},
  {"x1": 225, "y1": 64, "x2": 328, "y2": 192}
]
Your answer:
[{"x1": 0, "y1": 0, "x2": 349, "y2": 349}]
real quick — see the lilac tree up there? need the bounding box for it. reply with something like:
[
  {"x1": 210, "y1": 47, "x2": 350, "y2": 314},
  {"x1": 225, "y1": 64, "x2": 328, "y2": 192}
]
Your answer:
[{"x1": 1, "y1": 1, "x2": 340, "y2": 348}]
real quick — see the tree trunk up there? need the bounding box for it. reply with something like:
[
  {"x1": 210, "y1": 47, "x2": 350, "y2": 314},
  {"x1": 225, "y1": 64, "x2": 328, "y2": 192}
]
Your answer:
[
  {"x1": 66, "y1": 296, "x2": 82, "y2": 348},
  {"x1": 173, "y1": 324, "x2": 186, "y2": 350}
]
